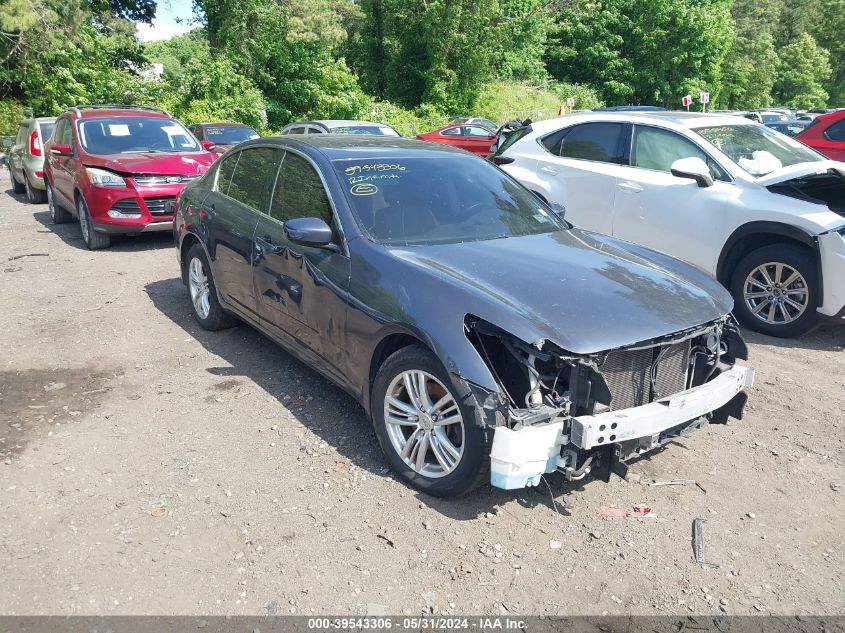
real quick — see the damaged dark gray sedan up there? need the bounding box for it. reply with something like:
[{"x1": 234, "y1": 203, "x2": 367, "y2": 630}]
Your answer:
[{"x1": 174, "y1": 136, "x2": 755, "y2": 497}]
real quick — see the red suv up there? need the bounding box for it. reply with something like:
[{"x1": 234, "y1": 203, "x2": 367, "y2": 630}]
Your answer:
[
  {"x1": 44, "y1": 105, "x2": 217, "y2": 249},
  {"x1": 796, "y1": 110, "x2": 845, "y2": 161}
]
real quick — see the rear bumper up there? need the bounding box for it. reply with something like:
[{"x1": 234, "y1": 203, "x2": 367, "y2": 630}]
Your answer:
[
  {"x1": 490, "y1": 365, "x2": 755, "y2": 490},
  {"x1": 817, "y1": 229, "x2": 845, "y2": 319}
]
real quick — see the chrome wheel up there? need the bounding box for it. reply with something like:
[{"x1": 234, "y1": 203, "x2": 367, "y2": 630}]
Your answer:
[
  {"x1": 383, "y1": 370, "x2": 464, "y2": 478},
  {"x1": 743, "y1": 261, "x2": 809, "y2": 325},
  {"x1": 188, "y1": 256, "x2": 211, "y2": 320}
]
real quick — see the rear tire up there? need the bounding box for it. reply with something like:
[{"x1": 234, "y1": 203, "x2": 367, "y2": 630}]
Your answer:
[
  {"x1": 47, "y1": 182, "x2": 72, "y2": 223},
  {"x1": 730, "y1": 244, "x2": 818, "y2": 338},
  {"x1": 184, "y1": 244, "x2": 237, "y2": 331},
  {"x1": 371, "y1": 345, "x2": 492, "y2": 497},
  {"x1": 77, "y1": 196, "x2": 111, "y2": 250},
  {"x1": 10, "y1": 169, "x2": 25, "y2": 194},
  {"x1": 25, "y1": 175, "x2": 46, "y2": 203}
]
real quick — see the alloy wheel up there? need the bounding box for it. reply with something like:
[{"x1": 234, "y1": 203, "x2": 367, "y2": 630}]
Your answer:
[
  {"x1": 743, "y1": 261, "x2": 809, "y2": 325},
  {"x1": 188, "y1": 256, "x2": 211, "y2": 320},
  {"x1": 383, "y1": 370, "x2": 465, "y2": 478}
]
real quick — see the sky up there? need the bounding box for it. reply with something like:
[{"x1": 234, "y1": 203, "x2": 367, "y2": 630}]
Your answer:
[{"x1": 136, "y1": 0, "x2": 198, "y2": 42}]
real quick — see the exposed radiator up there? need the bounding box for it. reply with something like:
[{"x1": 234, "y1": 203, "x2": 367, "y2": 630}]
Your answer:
[{"x1": 600, "y1": 341, "x2": 691, "y2": 412}]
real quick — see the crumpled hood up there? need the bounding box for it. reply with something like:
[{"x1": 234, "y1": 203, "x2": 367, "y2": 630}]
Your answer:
[
  {"x1": 391, "y1": 229, "x2": 733, "y2": 355},
  {"x1": 85, "y1": 152, "x2": 216, "y2": 175},
  {"x1": 755, "y1": 159, "x2": 845, "y2": 186}
]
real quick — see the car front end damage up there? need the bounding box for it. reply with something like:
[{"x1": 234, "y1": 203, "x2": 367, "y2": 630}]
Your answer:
[{"x1": 463, "y1": 315, "x2": 754, "y2": 489}]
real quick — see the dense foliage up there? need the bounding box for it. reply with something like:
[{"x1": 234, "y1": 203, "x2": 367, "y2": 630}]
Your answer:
[{"x1": 1, "y1": 0, "x2": 843, "y2": 136}]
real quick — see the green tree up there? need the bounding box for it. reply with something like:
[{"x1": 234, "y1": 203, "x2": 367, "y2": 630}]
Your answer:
[
  {"x1": 812, "y1": 0, "x2": 845, "y2": 104},
  {"x1": 772, "y1": 32, "x2": 831, "y2": 108},
  {"x1": 546, "y1": 0, "x2": 733, "y2": 108}
]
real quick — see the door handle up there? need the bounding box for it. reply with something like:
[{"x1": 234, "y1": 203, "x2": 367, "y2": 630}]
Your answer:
[
  {"x1": 618, "y1": 181, "x2": 644, "y2": 193},
  {"x1": 540, "y1": 166, "x2": 558, "y2": 175},
  {"x1": 258, "y1": 234, "x2": 285, "y2": 254}
]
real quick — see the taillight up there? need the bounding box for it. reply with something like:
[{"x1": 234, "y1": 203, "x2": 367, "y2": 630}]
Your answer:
[{"x1": 30, "y1": 131, "x2": 41, "y2": 157}]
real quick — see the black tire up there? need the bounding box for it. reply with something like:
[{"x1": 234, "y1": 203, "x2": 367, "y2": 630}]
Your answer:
[
  {"x1": 47, "y1": 182, "x2": 72, "y2": 223},
  {"x1": 730, "y1": 243, "x2": 818, "y2": 338},
  {"x1": 184, "y1": 243, "x2": 237, "y2": 331},
  {"x1": 371, "y1": 345, "x2": 493, "y2": 497},
  {"x1": 77, "y1": 195, "x2": 111, "y2": 250},
  {"x1": 25, "y1": 174, "x2": 46, "y2": 203},
  {"x1": 10, "y1": 169, "x2": 25, "y2": 194}
]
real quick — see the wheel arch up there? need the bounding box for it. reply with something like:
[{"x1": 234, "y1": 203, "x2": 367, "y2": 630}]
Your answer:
[
  {"x1": 716, "y1": 222, "x2": 822, "y2": 297},
  {"x1": 365, "y1": 329, "x2": 434, "y2": 415}
]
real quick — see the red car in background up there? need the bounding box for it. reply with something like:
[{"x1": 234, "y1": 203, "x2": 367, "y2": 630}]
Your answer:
[
  {"x1": 796, "y1": 110, "x2": 845, "y2": 161},
  {"x1": 416, "y1": 124, "x2": 497, "y2": 156},
  {"x1": 44, "y1": 105, "x2": 217, "y2": 250}
]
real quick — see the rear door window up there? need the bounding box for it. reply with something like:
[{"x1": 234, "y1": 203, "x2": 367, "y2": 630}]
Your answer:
[
  {"x1": 227, "y1": 147, "x2": 283, "y2": 212},
  {"x1": 557, "y1": 122, "x2": 627, "y2": 164},
  {"x1": 215, "y1": 151, "x2": 240, "y2": 196}
]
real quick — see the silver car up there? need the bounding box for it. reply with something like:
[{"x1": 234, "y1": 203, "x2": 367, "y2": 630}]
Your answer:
[{"x1": 8, "y1": 117, "x2": 56, "y2": 203}]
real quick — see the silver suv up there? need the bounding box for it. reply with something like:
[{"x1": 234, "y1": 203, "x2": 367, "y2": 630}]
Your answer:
[{"x1": 8, "y1": 117, "x2": 56, "y2": 203}]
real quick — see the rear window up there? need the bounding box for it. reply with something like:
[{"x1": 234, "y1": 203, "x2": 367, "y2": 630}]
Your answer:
[
  {"x1": 330, "y1": 126, "x2": 400, "y2": 137},
  {"x1": 557, "y1": 122, "x2": 627, "y2": 164},
  {"x1": 78, "y1": 117, "x2": 200, "y2": 154},
  {"x1": 39, "y1": 122, "x2": 55, "y2": 142},
  {"x1": 204, "y1": 126, "x2": 259, "y2": 144}
]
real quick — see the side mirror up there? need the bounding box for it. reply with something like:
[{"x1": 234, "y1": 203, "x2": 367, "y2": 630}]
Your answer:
[
  {"x1": 51, "y1": 143, "x2": 73, "y2": 156},
  {"x1": 284, "y1": 217, "x2": 336, "y2": 249},
  {"x1": 200, "y1": 140, "x2": 216, "y2": 151},
  {"x1": 670, "y1": 157, "x2": 714, "y2": 188},
  {"x1": 550, "y1": 202, "x2": 567, "y2": 219}
]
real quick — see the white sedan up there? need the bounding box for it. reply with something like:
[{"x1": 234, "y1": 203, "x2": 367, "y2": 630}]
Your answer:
[{"x1": 496, "y1": 112, "x2": 845, "y2": 337}]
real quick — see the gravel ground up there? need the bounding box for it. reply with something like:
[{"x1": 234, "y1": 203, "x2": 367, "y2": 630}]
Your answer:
[{"x1": 1, "y1": 168, "x2": 843, "y2": 616}]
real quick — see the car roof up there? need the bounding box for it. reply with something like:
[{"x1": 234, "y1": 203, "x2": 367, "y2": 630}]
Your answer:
[
  {"x1": 526, "y1": 111, "x2": 758, "y2": 134},
  {"x1": 71, "y1": 108, "x2": 172, "y2": 119},
  {"x1": 250, "y1": 134, "x2": 471, "y2": 159},
  {"x1": 20, "y1": 117, "x2": 56, "y2": 125},
  {"x1": 295, "y1": 120, "x2": 394, "y2": 129}
]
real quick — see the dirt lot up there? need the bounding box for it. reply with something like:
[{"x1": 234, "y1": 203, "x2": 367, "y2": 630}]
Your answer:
[{"x1": 1, "y1": 168, "x2": 843, "y2": 616}]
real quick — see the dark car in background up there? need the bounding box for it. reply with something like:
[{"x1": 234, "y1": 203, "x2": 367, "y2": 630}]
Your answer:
[
  {"x1": 767, "y1": 119, "x2": 812, "y2": 137},
  {"x1": 8, "y1": 116, "x2": 55, "y2": 203},
  {"x1": 173, "y1": 135, "x2": 752, "y2": 497},
  {"x1": 188, "y1": 122, "x2": 260, "y2": 154},
  {"x1": 280, "y1": 120, "x2": 401, "y2": 136},
  {"x1": 797, "y1": 110, "x2": 845, "y2": 161},
  {"x1": 44, "y1": 105, "x2": 217, "y2": 250}
]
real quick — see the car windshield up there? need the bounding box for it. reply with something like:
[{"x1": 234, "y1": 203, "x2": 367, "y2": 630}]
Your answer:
[
  {"x1": 204, "y1": 126, "x2": 259, "y2": 144},
  {"x1": 696, "y1": 124, "x2": 824, "y2": 176},
  {"x1": 329, "y1": 126, "x2": 400, "y2": 137},
  {"x1": 78, "y1": 117, "x2": 200, "y2": 154},
  {"x1": 334, "y1": 156, "x2": 563, "y2": 246}
]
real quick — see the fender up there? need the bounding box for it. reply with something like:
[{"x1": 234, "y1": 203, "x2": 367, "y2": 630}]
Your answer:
[{"x1": 716, "y1": 221, "x2": 821, "y2": 293}]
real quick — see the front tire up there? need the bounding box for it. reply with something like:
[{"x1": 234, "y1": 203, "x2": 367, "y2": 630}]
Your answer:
[
  {"x1": 184, "y1": 244, "x2": 237, "y2": 330},
  {"x1": 371, "y1": 345, "x2": 492, "y2": 497},
  {"x1": 730, "y1": 244, "x2": 818, "y2": 338},
  {"x1": 77, "y1": 196, "x2": 111, "y2": 250},
  {"x1": 47, "y1": 182, "x2": 72, "y2": 223},
  {"x1": 10, "y1": 168, "x2": 25, "y2": 194}
]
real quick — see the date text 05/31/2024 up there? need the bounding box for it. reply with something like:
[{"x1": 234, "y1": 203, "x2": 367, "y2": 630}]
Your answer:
[{"x1": 307, "y1": 617, "x2": 528, "y2": 630}]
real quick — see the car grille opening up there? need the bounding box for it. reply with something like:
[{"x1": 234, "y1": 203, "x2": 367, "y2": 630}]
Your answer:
[
  {"x1": 599, "y1": 341, "x2": 692, "y2": 411},
  {"x1": 144, "y1": 197, "x2": 177, "y2": 216}
]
